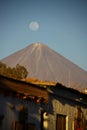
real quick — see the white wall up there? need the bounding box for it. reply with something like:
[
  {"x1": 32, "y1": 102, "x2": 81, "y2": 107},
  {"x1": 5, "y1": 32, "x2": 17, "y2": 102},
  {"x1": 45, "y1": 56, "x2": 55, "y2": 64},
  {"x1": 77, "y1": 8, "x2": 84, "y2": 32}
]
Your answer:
[{"x1": 0, "y1": 94, "x2": 42, "y2": 130}]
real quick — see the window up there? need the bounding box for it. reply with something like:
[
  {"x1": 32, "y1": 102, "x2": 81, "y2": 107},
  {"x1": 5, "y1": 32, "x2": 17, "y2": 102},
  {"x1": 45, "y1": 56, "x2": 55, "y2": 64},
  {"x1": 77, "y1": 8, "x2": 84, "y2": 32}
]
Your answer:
[
  {"x1": 18, "y1": 106, "x2": 28, "y2": 123},
  {"x1": 12, "y1": 122, "x2": 36, "y2": 130},
  {"x1": 56, "y1": 114, "x2": 66, "y2": 130}
]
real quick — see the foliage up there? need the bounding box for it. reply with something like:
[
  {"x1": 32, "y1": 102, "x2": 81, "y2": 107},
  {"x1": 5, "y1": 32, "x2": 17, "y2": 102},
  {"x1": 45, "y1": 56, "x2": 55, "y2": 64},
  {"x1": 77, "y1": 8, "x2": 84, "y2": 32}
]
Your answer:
[{"x1": 0, "y1": 62, "x2": 28, "y2": 79}]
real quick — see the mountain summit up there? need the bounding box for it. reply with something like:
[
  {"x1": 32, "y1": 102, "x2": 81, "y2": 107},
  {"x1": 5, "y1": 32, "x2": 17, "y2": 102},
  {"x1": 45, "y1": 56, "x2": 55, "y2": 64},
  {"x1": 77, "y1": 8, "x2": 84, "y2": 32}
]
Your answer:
[{"x1": 1, "y1": 43, "x2": 87, "y2": 92}]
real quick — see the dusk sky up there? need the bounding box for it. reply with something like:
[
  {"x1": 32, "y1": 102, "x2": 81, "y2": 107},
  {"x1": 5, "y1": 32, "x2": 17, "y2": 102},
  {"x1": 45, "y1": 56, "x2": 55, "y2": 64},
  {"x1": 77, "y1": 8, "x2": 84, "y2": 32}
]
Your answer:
[{"x1": 0, "y1": 0, "x2": 87, "y2": 71}]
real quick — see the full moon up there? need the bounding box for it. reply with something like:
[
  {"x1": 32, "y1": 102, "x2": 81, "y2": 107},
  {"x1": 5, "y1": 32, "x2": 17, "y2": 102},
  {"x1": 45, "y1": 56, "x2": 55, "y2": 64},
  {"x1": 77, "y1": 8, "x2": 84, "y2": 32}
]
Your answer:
[{"x1": 29, "y1": 21, "x2": 39, "y2": 31}]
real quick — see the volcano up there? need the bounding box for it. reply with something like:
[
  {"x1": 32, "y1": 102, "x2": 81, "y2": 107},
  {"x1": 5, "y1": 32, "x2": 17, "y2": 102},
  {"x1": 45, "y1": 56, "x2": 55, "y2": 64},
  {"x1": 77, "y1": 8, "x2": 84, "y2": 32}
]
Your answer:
[{"x1": 1, "y1": 43, "x2": 87, "y2": 92}]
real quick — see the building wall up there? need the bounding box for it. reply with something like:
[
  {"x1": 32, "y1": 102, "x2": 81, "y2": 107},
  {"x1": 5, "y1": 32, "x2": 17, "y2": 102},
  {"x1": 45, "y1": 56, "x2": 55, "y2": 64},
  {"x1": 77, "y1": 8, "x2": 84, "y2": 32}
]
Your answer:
[
  {"x1": 0, "y1": 94, "x2": 44, "y2": 130},
  {"x1": 47, "y1": 93, "x2": 87, "y2": 130},
  {"x1": 0, "y1": 90, "x2": 87, "y2": 130}
]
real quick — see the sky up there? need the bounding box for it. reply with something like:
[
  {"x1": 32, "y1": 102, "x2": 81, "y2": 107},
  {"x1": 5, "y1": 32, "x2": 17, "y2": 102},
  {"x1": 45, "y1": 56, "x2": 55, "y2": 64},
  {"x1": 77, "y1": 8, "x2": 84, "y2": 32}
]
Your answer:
[{"x1": 0, "y1": 0, "x2": 87, "y2": 71}]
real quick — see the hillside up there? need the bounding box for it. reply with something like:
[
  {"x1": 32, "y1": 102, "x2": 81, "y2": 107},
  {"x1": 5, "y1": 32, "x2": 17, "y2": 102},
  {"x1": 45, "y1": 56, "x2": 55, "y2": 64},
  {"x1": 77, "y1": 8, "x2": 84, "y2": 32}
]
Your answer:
[{"x1": 1, "y1": 43, "x2": 87, "y2": 92}]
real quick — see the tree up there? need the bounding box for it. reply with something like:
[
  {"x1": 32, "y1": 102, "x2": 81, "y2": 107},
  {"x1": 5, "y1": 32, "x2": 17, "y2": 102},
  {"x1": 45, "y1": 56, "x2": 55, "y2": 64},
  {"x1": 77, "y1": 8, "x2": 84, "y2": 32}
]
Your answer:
[
  {"x1": 15, "y1": 64, "x2": 28, "y2": 79},
  {"x1": 0, "y1": 62, "x2": 28, "y2": 79},
  {"x1": 0, "y1": 62, "x2": 7, "y2": 75}
]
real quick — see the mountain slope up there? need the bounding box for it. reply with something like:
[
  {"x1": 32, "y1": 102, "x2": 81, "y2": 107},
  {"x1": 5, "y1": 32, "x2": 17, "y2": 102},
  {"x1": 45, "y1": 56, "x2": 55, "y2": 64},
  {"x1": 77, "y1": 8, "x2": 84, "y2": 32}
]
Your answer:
[{"x1": 1, "y1": 43, "x2": 87, "y2": 92}]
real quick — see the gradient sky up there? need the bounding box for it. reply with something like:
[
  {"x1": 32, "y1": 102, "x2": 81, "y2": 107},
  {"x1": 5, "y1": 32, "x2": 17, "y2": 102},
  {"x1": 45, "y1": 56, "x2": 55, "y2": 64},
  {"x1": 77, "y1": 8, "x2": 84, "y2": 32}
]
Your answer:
[{"x1": 0, "y1": 0, "x2": 87, "y2": 71}]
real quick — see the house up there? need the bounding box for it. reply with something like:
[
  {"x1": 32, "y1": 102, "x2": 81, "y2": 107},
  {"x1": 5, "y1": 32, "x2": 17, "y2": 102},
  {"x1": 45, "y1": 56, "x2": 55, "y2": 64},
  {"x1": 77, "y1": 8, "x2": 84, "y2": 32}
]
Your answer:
[
  {"x1": 0, "y1": 75, "x2": 48, "y2": 130},
  {"x1": 0, "y1": 75, "x2": 87, "y2": 130},
  {"x1": 47, "y1": 83, "x2": 87, "y2": 130}
]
